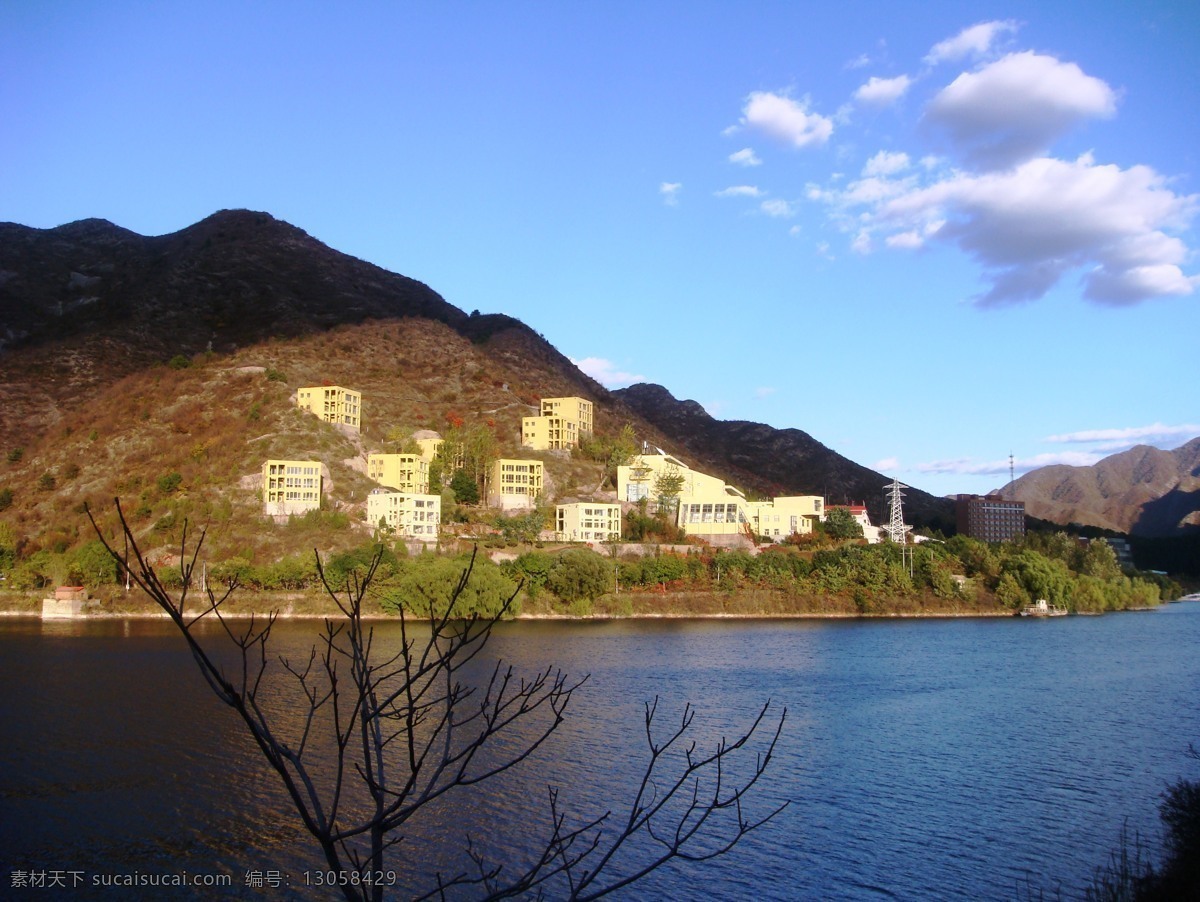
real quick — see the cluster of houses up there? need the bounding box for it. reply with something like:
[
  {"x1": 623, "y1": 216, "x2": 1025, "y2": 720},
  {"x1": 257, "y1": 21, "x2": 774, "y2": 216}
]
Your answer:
[{"x1": 262, "y1": 387, "x2": 876, "y2": 547}]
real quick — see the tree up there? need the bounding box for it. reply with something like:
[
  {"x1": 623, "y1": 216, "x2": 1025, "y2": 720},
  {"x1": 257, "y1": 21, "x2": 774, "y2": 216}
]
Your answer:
[
  {"x1": 496, "y1": 510, "x2": 545, "y2": 545},
  {"x1": 653, "y1": 463, "x2": 685, "y2": 521},
  {"x1": 823, "y1": 508, "x2": 864, "y2": 540},
  {"x1": 86, "y1": 501, "x2": 786, "y2": 900},
  {"x1": 545, "y1": 548, "x2": 611, "y2": 604},
  {"x1": 450, "y1": 468, "x2": 480, "y2": 504}
]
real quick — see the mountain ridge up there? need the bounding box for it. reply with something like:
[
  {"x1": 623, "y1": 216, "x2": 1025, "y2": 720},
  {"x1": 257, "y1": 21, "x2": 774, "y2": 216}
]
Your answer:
[{"x1": 1007, "y1": 438, "x2": 1200, "y2": 537}]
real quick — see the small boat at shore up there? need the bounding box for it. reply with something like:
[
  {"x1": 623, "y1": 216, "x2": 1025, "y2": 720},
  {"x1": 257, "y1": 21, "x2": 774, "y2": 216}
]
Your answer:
[{"x1": 1021, "y1": 598, "x2": 1068, "y2": 617}]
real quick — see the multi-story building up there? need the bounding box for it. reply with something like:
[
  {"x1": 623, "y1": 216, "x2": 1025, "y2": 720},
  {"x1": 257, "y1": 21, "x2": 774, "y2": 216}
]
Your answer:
[
  {"x1": 412, "y1": 430, "x2": 444, "y2": 463},
  {"x1": 522, "y1": 397, "x2": 594, "y2": 450},
  {"x1": 367, "y1": 453, "x2": 430, "y2": 494},
  {"x1": 617, "y1": 453, "x2": 824, "y2": 544},
  {"x1": 296, "y1": 385, "x2": 361, "y2": 432},
  {"x1": 955, "y1": 494, "x2": 1026, "y2": 543},
  {"x1": 556, "y1": 503, "x2": 622, "y2": 543},
  {"x1": 262, "y1": 460, "x2": 323, "y2": 517},
  {"x1": 366, "y1": 489, "x2": 441, "y2": 540},
  {"x1": 488, "y1": 459, "x2": 544, "y2": 511},
  {"x1": 747, "y1": 496, "x2": 824, "y2": 540}
]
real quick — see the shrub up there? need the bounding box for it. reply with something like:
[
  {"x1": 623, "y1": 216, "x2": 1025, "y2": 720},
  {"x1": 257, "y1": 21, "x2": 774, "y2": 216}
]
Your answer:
[
  {"x1": 156, "y1": 472, "x2": 183, "y2": 495},
  {"x1": 545, "y1": 548, "x2": 611, "y2": 603},
  {"x1": 382, "y1": 554, "x2": 517, "y2": 619}
]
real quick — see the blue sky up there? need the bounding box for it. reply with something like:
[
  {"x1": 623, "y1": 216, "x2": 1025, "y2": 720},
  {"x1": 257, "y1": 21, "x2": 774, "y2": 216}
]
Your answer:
[{"x1": 3, "y1": 1, "x2": 1197, "y2": 498}]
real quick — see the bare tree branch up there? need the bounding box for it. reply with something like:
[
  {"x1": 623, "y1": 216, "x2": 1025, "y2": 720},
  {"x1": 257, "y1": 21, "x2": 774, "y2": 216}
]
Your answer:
[{"x1": 85, "y1": 500, "x2": 787, "y2": 901}]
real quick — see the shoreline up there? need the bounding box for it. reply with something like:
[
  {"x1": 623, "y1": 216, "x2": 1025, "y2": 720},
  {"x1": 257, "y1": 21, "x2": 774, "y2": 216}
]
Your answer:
[{"x1": 3, "y1": 607, "x2": 1165, "y2": 622}]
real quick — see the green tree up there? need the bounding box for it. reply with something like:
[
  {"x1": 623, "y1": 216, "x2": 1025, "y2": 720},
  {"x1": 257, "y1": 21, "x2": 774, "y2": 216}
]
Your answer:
[
  {"x1": 1079, "y1": 539, "x2": 1122, "y2": 581},
  {"x1": 449, "y1": 468, "x2": 479, "y2": 504},
  {"x1": 0, "y1": 522, "x2": 17, "y2": 571},
  {"x1": 1004, "y1": 550, "x2": 1073, "y2": 607},
  {"x1": 823, "y1": 507, "x2": 864, "y2": 540},
  {"x1": 497, "y1": 510, "x2": 545, "y2": 545},
  {"x1": 603, "y1": 424, "x2": 639, "y2": 489},
  {"x1": 69, "y1": 540, "x2": 119, "y2": 587},
  {"x1": 384, "y1": 553, "x2": 516, "y2": 618},
  {"x1": 653, "y1": 463, "x2": 685, "y2": 520},
  {"x1": 505, "y1": 550, "x2": 555, "y2": 598},
  {"x1": 994, "y1": 571, "x2": 1030, "y2": 609},
  {"x1": 545, "y1": 548, "x2": 612, "y2": 603}
]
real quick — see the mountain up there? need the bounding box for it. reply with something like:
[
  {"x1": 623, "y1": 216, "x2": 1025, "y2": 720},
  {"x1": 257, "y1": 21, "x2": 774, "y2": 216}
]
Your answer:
[
  {"x1": 0, "y1": 210, "x2": 952, "y2": 554},
  {"x1": 1007, "y1": 438, "x2": 1200, "y2": 537},
  {"x1": 0, "y1": 210, "x2": 603, "y2": 447},
  {"x1": 614, "y1": 383, "x2": 954, "y2": 532}
]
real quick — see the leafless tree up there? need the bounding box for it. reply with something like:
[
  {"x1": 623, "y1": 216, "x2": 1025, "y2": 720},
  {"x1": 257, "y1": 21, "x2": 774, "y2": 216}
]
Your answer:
[{"x1": 86, "y1": 500, "x2": 787, "y2": 901}]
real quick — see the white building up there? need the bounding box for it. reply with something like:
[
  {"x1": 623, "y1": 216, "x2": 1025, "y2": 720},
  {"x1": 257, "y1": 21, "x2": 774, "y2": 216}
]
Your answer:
[{"x1": 366, "y1": 489, "x2": 441, "y2": 540}]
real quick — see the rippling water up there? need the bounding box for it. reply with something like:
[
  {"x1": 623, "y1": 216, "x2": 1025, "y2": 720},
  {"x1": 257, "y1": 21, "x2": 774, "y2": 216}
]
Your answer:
[{"x1": 2, "y1": 604, "x2": 1198, "y2": 899}]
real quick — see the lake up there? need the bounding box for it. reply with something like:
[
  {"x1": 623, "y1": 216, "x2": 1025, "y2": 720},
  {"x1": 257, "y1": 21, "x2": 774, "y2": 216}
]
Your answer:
[{"x1": 2, "y1": 603, "x2": 1198, "y2": 899}]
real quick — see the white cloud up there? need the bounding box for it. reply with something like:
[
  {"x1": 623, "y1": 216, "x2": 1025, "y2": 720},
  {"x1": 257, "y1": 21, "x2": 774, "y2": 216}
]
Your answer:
[
  {"x1": 715, "y1": 185, "x2": 763, "y2": 198},
  {"x1": 925, "y1": 20, "x2": 1019, "y2": 65},
  {"x1": 874, "y1": 457, "x2": 900, "y2": 472},
  {"x1": 729, "y1": 147, "x2": 762, "y2": 167},
  {"x1": 846, "y1": 53, "x2": 872, "y2": 70},
  {"x1": 885, "y1": 231, "x2": 923, "y2": 249},
  {"x1": 854, "y1": 74, "x2": 912, "y2": 107},
  {"x1": 1046, "y1": 423, "x2": 1200, "y2": 446},
  {"x1": 917, "y1": 451, "x2": 1105, "y2": 476},
  {"x1": 754, "y1": 386, "x2": 777, "y2": 399},
  {"x1": 739, "y1": 91, "x2": 833, "y2": 149},
  {"x1": 925, "y1": 51, "x2": 1117, "y2": 171},
  {"x1": 659, "y1": 182, "x2": 682, "y2": 206},
  {"x1": 863, "y1": 150, "x2": 910, "y2": 177},
  {"x1": 571, "y1": 357, "x2": 646, "y2": 389},
  {"x1": 761, "y1": 198, "x2": 797, "y2": 218},
  {"x1": 872, "y1": 154, "x2": 1198, "y2": 305}
]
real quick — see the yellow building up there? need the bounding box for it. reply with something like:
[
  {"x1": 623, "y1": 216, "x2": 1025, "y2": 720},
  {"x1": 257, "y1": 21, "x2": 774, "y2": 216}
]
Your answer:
[
  {"x1": 617, "y1": 452, "x2": 824, "y2": 542},
  {"x1": 488, "y1": 459, "x2": 544, "y2": 511},
  {"x1": 556, "y1": 503, "x2": 622, "y2": 543},
  {"x1": 262, "y1": 460, "x2": 322, "y2": 517},
  {"x1": 296, "y1": 385, "x2": 361, "y2": 432},
  {"x1": 366, "y1": 489, "x2": 441, "y2": 540},
  {"x1": 747, "y1": 496, "x2": 823, "y2": 539},
  {"x1": 412, "y1": 431, "x2": 444, "y2": 463},
  {"x1": 367, "y1": 453, "x2": 429, "y2": 494},
  {"x1": 618, "y1": 453, "x2": 751, "y2": 538},
  {"x1": 522, "y1": 396, "x2": 593, "y2": 450}
]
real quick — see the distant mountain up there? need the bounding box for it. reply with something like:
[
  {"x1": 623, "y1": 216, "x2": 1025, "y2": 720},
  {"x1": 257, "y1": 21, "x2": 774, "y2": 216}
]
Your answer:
[
  {"x1": 1008, "y1": 438, "x2": 1200, "y2": 537},
  {"x1": 614, "y1": 383, "x2": 955, "y2": 532}
]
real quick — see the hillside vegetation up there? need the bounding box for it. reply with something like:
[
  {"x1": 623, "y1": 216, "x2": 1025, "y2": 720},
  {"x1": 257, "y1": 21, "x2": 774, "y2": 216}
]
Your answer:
[{"x1": 0, "y1": 210, "x2": 1191, "y2": 605}]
